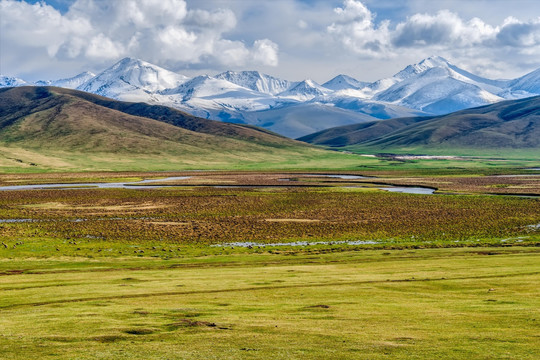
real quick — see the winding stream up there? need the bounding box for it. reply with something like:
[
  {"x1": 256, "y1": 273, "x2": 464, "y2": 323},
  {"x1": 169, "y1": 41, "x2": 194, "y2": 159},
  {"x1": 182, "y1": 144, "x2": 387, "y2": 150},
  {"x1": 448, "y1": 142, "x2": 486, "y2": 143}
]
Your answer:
[
  {"x1": 0, "y1": 173, "x2": 535, "y2": 197},
  {"x1": 0, "y1": 176, "x2": 191, "y2": 191}
]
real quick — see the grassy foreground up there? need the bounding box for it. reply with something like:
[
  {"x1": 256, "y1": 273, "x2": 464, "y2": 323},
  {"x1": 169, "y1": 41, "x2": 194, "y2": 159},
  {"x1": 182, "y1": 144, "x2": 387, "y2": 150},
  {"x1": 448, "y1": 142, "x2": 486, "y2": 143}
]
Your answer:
[
  {"x1": 1, "y1": 247, "x2": 539, "y2": 359},
  {"x1": 0, "y1": 171, "x2": 538, "y2": 359}
]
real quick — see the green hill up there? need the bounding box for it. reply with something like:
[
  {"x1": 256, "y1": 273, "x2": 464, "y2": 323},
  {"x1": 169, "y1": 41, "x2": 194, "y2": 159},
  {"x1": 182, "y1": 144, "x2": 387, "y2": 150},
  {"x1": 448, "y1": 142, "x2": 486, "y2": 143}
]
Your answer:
[
  {"x1": 0, "y1": 87, "x2": 358, "y2": 172},
  {"x1": 299, "y1": 96, "x2": 540, "y2": 154}
]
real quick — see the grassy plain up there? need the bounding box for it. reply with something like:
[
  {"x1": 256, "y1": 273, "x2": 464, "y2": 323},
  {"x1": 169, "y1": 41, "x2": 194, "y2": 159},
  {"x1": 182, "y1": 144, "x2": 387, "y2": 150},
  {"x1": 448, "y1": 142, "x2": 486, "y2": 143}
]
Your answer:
[
  {"x1": 0, "y1": 171, "x2": 539, "y2": 359},
  {"x1": 0, "y1": 144, "x2": 383, "y2": 173},
  {"x1": 1, "y1": 141, "x2": 538, "y2": 174},
  {"x1": 1, "y1": 248, "x2": 539, "y2": 359}
]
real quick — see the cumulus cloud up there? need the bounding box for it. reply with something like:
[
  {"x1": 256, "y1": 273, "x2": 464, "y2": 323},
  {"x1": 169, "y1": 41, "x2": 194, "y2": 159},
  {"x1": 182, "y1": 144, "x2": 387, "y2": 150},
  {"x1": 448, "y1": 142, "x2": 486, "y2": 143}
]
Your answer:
[
  {"x1": 251, "y1": 39, "x2": 279, "y2": 67},
  {"x1": 496, "y1": 17, "x2": 540, "y2": 47},
  {"x1": 328, "y1": 0, "x2": 540, "y2": 58},
  {"x1": 327, "y1": 0, "x2": 391, "y2": 57},
  {"x1": 0, "y1": 0, "x2": 279, "y2": 77},
  {"x1": 392, "y1": 10, "x2": 497, "y2": 47}
]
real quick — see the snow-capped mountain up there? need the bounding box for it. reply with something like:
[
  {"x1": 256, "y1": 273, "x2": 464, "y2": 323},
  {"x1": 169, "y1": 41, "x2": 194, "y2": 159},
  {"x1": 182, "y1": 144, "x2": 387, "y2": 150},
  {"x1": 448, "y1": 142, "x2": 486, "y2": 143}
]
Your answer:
[
  {"x1": 241, "y1": 103, "x2": 378, "y2": 139},
  {"x1": 162, "y1": 74, "x2": 276, "y2": 115},
  {"x1": 0, "y1": 75, "x2": 28, "y2": 87},
  {"x1": 52, "y1": 71, "x2": 96, "y2": 89},
  {"x1": 215, "y1": 70, "x2": 293, "y2": 95},
  {"x1": 372, "y1": 56, "x2": 518, "y2": 114},
  {"x1": 323, "y1": 74, "x2": 368, "y2": 91},
  {"x1": 278, "y1": 79, "x2": 330, "y2": 101},
  {"x1": 164, "y1": 75, "x2": 261, "y2": 101},
  {"x1": 509, "y1": 67, "x2": 540, "y2": 95},
  {"x1": 2, "y1": 56, "x2": 539, "y2": 137},
  {"x1": 78, "y1": 57, "x2": 190, "y2": 102},
  {"x1": 315, "y1": 94, "x2": 427, "y2": 120},
  {"x1": 32, "y1": 71, "x2": 97, "y2": 89}
]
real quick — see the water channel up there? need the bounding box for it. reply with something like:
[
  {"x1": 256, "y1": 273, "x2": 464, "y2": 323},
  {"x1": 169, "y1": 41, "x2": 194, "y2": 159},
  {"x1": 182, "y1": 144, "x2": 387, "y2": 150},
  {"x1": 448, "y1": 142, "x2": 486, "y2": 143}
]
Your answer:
[
  {"x1": 0, "y1": 176, "x2": 191, "y2": 191},
  {"x1": 0, "y1": 174, "x2": 535, "y2": 197}
]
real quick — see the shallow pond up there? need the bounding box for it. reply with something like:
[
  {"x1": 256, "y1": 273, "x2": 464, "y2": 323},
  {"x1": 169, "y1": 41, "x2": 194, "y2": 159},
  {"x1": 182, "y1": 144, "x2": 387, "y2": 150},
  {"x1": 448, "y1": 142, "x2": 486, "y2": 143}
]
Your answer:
[
  {"x1": 309, "y1": 174, "x2": 370, "y2": 180},
  {"x1": 278, "y1": 174, "x2": 371, "y2": 181},
  {"x1": 0, "y1": 219, "x2": 34, "y2": 223},
  {"x1": 211, "y1": 240, "x2": 379, "y2": 248},
  {"x1": 380, "y1": 187, "x2": 436, "y2": 195}
]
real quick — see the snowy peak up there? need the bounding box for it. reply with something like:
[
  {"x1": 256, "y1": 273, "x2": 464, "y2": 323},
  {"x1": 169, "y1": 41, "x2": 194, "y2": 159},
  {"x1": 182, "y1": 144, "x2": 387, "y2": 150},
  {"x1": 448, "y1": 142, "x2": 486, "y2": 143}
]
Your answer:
[
  {"x1": 370, "y1": 55, "x2": 519, "y2": 114},
  {"x1": 416, "y1": 55, "x2": 451, "y2": 69},
  {"x1": 279, "y1": 79, "x2": 329, "y2": 100},
  {"x1": 33, "y1": 71, "x2": 96, "y2": 89},
  {"x1": 509, "y1": 67, "x2": 540, "y2": 94},
  {"x1": 34, "y1": 80, "x2": 52, "y2": 86},
  {"x1": 393, "y1": 56, "x2": 504, "y2": 89},
  {"x1": 323, "y1": 74, "x2": 368, "y2": 91},
  {"x1": 52, "y1": 71, "x2": 96, "y2": 89},
  {"x1": 79, "y1": 57, "x2": 190, "y2": 97},
  {"x1": 164, "y1": 74, "x2": 266, "y2": 104},
  {"x1": 164, "y1": 75, "x2": 215, "y2": 100},
  {"x1": 363, "y1": 57, "x2": 453, "y2": 94},
  {"x1": 215, "y1": 70, "x2": 292, "y2": 95},
  {"x1": 0, "y1": 75, "x2": 28, "y2": 87},
  {"x1": 395, "y1": 56, "x2": 452, "y2": 80}
]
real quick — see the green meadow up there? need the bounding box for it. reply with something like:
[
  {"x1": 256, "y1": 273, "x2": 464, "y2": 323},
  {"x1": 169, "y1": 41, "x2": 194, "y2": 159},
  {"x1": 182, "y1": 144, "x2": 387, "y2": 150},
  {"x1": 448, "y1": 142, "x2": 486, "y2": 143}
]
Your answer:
[
  {"x1": 0, "y1": 170, "x2": 538, "y2": 359},
  {"x1": 1, "y1": 248, "x2": 539, "y2": 359}
]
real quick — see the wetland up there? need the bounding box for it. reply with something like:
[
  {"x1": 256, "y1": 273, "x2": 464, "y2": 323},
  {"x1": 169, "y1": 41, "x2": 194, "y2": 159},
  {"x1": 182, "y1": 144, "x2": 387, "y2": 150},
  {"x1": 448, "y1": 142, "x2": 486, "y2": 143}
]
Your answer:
[{"x1": 0, "y1": 170, "x2": 538, "y2": 359}]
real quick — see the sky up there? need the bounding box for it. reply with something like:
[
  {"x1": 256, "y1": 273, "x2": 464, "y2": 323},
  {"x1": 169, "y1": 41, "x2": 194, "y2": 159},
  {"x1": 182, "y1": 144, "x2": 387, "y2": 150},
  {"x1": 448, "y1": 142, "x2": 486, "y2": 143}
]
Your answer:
[{"x1": 1, "y1": 0, "x2": 540, "y2": 83}]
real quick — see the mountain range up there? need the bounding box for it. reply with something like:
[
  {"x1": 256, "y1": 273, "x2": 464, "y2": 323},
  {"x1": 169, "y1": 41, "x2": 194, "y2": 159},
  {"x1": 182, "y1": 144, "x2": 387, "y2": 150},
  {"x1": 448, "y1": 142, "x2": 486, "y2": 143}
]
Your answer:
[
  {"x1": 2, "y1": 56, "x2": 540, "y2": 138},
  {"x1": 299, "y1": 95, "x2": 540, "y2": 150}
]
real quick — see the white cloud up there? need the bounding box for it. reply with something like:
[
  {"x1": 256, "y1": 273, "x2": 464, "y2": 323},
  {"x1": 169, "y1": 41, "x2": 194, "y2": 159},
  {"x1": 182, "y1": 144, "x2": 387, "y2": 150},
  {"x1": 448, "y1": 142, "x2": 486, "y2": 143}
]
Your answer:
[
  {"x1": 297, "y1": 20, "x2": 308, "y2": 30},
  {"x1": 85, "y1": 33, "x2": 125, "y2": 60},
  {"x1": 495, "y1": 17, "x2": 540, "y2": 47},
  {"x1": 252, "y1": 39, "x2": 279, "y2": 67},
  {"x1": 187, "y1": 8, "x2": 237, "y2": 31},
  {"x1": 0, "y1": 0, "x2": 278, "y2": 78},
  {"x1": 0, "y1": 0, "x2": 92, "y2": 57},
  {"x1": 392, "y1": 10, "x2": 497, "y2": 47},
  {"x1": 328, "y1": 0, "x2": 540, "y2": 58},
  {"x1": 1, "y1": 0, "x2": 539, "y2": 83},
  {"x1": 328, "y1": 0, "x2": 392, "y2": 57}
]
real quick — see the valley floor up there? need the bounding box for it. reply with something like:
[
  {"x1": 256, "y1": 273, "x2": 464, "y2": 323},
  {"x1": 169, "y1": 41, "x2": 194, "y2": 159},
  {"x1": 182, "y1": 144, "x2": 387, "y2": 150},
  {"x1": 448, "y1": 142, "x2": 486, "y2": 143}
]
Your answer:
[{"x1": 0, "y1": 171, "x2": 538, "y2": 359}]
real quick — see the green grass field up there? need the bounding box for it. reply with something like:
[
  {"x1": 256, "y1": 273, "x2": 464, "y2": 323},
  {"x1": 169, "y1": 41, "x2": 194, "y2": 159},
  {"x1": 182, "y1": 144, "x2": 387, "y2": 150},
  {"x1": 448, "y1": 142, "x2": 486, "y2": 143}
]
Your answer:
[
  {"x1": 1, "y1": 247, "x2": 539, "y2": 359},
  {"x1": 1, "y1": 141, "x2": 538, "y2": 174},
  {"x1": 0, "y1": 171, "x2": 538, "y2": 359}
]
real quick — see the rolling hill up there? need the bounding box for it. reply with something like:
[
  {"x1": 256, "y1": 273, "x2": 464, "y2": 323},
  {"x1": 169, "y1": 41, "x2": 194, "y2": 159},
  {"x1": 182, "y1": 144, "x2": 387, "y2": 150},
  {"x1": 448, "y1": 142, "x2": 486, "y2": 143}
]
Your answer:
[
  {"x1": 298, "y1": 96, "x2": 540, "y2": 151},
  {"x1": 0, "y1": 86, "x2": 352, "y2": 172}
]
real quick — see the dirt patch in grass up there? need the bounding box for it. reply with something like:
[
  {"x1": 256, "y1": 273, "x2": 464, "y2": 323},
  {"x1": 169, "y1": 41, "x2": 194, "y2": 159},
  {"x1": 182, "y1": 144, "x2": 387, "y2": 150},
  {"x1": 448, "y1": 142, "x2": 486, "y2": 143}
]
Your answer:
[
  {"x1": 124, "y1": 328, "x2": 157, "y2": 335},
  {"x1": 167, "y1": 319, "x2": 217, "y2": 329},
  {"x1": 133, "y1": 310, "x2": 150, "y2": 315},
  {"x1": 306, "y1": 304, "x2": 331, "y2": 309}
]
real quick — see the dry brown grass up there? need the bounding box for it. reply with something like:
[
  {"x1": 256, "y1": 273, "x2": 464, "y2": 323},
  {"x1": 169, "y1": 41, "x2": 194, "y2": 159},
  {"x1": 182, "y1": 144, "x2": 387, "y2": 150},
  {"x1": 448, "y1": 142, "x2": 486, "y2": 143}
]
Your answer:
[
  {"x1": 0, "y1": 174, "x2": 537, "y2": 246},
  {"x1": 353, "y1": 174, "x2": 540, "y2": 195}
]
